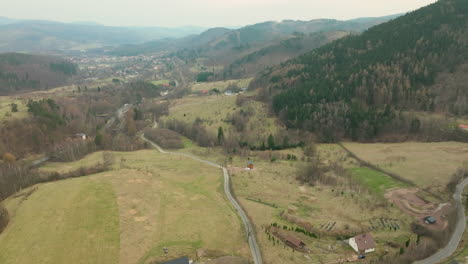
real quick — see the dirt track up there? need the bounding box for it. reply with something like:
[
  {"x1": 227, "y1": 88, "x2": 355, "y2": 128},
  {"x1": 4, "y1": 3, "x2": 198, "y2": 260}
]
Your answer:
[{"x1": 385, "y1": 188, "x2": 450, "y2": 231}]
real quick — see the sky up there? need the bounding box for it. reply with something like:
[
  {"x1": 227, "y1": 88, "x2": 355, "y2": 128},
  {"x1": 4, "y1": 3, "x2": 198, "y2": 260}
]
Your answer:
[{"x1": 2, "y1": 0, "x2": 438, "y2": 28}]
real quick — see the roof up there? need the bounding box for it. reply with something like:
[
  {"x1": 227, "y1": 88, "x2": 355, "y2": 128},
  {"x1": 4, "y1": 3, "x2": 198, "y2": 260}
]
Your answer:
[
  {"x1": 459, "y1": 124, "x2": 468, "y2": 129},
  {"x1": 354, "y1": 233, "x2": 376, "y2": 251},
  {"x1": 160, "y1": 257, "x2": 190, "y2": 264},
  {"x1": 424, "y1": 216, "x2": 437, "y2": 223},
  {"x1": 285, "y1": 235, "x2": 304, "y2": 247}
]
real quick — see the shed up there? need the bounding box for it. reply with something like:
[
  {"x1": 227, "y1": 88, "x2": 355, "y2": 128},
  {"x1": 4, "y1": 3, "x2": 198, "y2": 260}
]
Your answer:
[
  {"x1": 459, "y1": 125, "x2": 468, "y2": 131},
  {"x1": 349, "y1": 233, "x2": 376, "y2": 254},
  {"x1": 75, "y1": 133, "x2": 87, "y2": 140},
  {"x1": 285, "y1": 235, "x2": 306, "y2": 249},
  {"x1": 247, "y1": 160, "x2": 254, "y2": 170},
  {"x1": 159, "y1": 256, "x2": 190, "y2": 264}
]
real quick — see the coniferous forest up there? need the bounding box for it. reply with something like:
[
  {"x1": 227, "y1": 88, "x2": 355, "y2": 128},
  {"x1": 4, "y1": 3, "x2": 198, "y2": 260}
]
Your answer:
[{"x1": 252, "y1": 0, "x2": 468, "y2": 141}]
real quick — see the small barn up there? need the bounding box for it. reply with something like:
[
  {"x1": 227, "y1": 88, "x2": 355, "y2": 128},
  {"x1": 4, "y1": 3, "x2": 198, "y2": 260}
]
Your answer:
[
  {"x1": 459, "y1": 125, "x2": 468, "y2": 131},
  {"x1": 247, "y1": 160, "x2": 254, "y2": 170},
  {"x1": 285, "y1": 235, "x2": 306, "y2": 249},
  {"x1": 349, "y1": 233, "x2": 376, "y2": 254},
  {"x1": 160, "y1": 256, "x2": 190, "y2": 264},
  {"x1": 75, "y1": 133, "x2": 87, "y2": 140}
]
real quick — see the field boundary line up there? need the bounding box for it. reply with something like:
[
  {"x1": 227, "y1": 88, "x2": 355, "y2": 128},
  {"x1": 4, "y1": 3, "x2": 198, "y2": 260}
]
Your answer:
[{"x1": 337, "y1": 142, "x2": 416, "y2": 186}]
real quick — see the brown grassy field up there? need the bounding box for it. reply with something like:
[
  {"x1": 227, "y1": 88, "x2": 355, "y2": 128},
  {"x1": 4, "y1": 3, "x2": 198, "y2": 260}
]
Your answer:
[
  {"x1": 343, "y1": 142, "x2": 468, "y2": 190},
  {"x1": 0, "y1": 150, "x2": 249, "y2": 264},
  {"x1": 162, "y1": 92, "x2": 281, "y2": 144},
  {"x1": 223, "y1": 149, "x2": 415, "y2": 263}
]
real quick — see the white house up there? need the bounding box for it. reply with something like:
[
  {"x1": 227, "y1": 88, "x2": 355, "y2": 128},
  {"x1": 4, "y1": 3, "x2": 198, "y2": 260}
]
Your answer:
[
  {"x1": 349, "y1": 233, "x2": 376, "y2": 254},
  {"x1": 75, "y1": 133, "x2": 87, "y2": 140}
]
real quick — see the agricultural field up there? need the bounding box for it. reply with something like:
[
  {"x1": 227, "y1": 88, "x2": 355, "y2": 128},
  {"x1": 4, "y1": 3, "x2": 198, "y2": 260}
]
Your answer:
[
  {"x1": 162, "y1": 91, "x2": 281, "y2": 143},
  {"x1": 0, "y1": 150, "x2": 249, "y2": 264},
  {"x1": 191, "y1": 78, "x2": 252, "y2": 92},
  {"x1": 0, "y1": 97, "x2": 28, "y2": 121},
  {"x1": 227, "y1": 152, "x2": 415, "y2": 263},
  {"x1": 349, "y1": 168, "x2": 409, "y2": 198},
  {"x1": 343, "y1": 142, "x2": 468, "y2": 190},
  {"x1": 0, "y1": 177, "x2": 120, "y2": 264}
]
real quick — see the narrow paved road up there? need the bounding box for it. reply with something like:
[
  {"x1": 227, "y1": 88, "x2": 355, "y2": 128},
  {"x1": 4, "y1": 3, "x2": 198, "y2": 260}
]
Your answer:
[
  {"x1": 141, "y1": 134, "x2": 263, "y2": 264},
  {"x1": 414, "y1": 178, "x2": 468, "y2": 264}
]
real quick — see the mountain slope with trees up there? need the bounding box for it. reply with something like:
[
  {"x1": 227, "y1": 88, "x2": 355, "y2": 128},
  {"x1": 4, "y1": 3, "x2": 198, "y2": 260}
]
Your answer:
[
  {"x1": 251, "y1": 0, "x2": 468, "y2": 141},
  {"x1": 0, "y1": 53, "x2": 77, "y2": 95},
  {"x1": 0, "y1": 19, "x2": 206, "y2": 53}
]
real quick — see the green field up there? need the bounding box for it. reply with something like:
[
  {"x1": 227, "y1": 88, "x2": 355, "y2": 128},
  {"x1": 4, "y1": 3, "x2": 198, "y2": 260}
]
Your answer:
[
  {"x1": 349, "y1": 167, "x2": 409, "y2": 197},
  {"x1": 151, "y1": 79, "x2": 170, "y2": 86},
  {"x1": 0, "y1": 150, "x2": 248, "y2": 264},
  {"x1": 0, "y1": 178, "x2": 119, "y2": 264},
  {"x1": 0, "y1": 97, "x2": 28, "y2": 121},
  {"x1": 343, "y1": 142, "x2": 468, "y2": 190}
]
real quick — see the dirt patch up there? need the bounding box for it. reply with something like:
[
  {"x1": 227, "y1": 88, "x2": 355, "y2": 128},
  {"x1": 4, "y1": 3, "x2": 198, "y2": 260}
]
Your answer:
[
  {"x1": 128, "y1": 209, "x2": 137, "y2": 216},
  {"x1": 385, "y1": 188, "x2": 451, "y2": 230},
  {"x1": 134, "y1": 216, "x2": 148, "y2": 222}
]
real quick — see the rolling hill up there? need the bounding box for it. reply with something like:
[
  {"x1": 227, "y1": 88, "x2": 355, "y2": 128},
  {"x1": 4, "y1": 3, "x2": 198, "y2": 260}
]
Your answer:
[
  {"x1": 250, "y1": 0, "x2": 468, "y2": 141},
  {"x1": 0, "y1": 18, "x2": 206, "y2": 53},
  {"x1": 112, "y1": 15, "x2": 400, "y2": 57},
  {"x1": 0, "y1": 53, "x2": 77, "y2": 95}
]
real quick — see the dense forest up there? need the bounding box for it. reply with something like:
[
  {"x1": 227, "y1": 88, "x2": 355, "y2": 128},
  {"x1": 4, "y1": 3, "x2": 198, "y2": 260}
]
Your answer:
[
  {"x1": 251, "y1": 0, "x2": 468, "y2": 141},
  {"x1": 0, "y1": 53, "x2": 77, "y2": 95}
]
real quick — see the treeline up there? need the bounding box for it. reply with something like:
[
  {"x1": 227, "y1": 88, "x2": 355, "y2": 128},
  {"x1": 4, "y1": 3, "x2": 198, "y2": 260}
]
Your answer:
[
  {"x1": 143, "y1": 128, "x2": 184, "y2": 149},
  {"x1": 160, "y1": 118, "x2": 216, "y2": 147},
  {"x1": 251, "y1": 0, "x2": 468, "y2": 142},
  {"x1": 0, "y1": 53, "x2": 77, "y2": 95}
]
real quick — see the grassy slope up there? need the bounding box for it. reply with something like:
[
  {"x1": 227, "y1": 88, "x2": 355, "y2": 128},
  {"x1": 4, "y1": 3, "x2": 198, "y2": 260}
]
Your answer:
[
  {"x1": 1, "y1": 150, "x2": 248, "y2": 264},
  {"x1": 343, "y1": 142, "x2": 468, "y2": 189},
  {"x1": 0, "y1": 178, "x2": 120, "y2": 264},
  {"x1": 164, "y1": 92, "x2": 280, "y2": 144},
  {"x1": 191, "y1": 78, "x2": 252, "y2": 92},
  {"x1": 0, "y1": 97, "x2": 28, "y2": 121},
  {"x1": 350, "y1": 167, "x2": 408, "y2": 197}
]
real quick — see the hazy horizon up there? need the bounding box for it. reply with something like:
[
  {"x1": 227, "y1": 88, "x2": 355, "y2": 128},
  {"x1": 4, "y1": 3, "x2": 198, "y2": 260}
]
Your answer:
[{"x1": 3, "y1": 0, "x2": 437, "y2": 28}]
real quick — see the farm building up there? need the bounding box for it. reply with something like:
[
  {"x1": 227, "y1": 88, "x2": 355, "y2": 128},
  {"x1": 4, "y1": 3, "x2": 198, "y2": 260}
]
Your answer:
[
  {"x1": 459, "y1": 124, "x2": 468, "y2": 131},
  {"x1": 349, "y1": 233, "x2": 376, "y2": 254},
  {"x1": 159, "y1": 256, "x2": 191, "y2": 264},
  {"x1": 75, "y1": 133, "x2": 87, "y2": 140},
  {"x1": 247, "y1": 160, "x2": 254, "y2": 170},
  {"x1": 285, "y1": 235, "x2": 306, "y2": 249}
]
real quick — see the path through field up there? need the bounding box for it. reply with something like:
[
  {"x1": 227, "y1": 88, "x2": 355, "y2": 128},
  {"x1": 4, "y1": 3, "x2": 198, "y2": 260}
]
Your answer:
[{"x1": 141, "y1": 134, "x2": 263, "y2": 264}]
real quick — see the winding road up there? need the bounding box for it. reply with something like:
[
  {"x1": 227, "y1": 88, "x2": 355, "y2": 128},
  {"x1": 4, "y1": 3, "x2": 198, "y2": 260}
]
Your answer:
[
  {"x1": 140, "y1": 134, "x2": 263, "y2": 264},
  {"x1": 414, "y1": 178, "x2": 468, "y2": 264}
]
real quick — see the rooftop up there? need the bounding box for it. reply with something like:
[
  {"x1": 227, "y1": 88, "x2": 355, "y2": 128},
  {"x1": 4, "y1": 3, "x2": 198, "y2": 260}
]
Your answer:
[{"x1": 354, "y1": 233, "x2": 376, "y2": 250}]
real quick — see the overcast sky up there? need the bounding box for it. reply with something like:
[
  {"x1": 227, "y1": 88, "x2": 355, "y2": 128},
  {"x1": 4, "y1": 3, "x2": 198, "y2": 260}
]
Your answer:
[{"x1": 3, "y1": 0, "x2": 437, "y2": 28}]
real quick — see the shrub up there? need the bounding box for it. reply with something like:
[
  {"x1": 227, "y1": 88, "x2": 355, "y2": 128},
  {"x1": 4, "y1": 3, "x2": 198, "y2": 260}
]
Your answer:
[{"x1": 145, "y1": 128, "x2": 184, "y2": 149}]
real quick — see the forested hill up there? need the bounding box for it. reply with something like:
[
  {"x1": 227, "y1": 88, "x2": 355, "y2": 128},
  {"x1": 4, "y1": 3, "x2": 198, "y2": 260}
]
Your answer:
[
  {"x1": 251, "y1": 0, "x2": 468, "y2": 141},
  {"x1": 0, "y1": 53, "x2": 77, "y2": 95}
]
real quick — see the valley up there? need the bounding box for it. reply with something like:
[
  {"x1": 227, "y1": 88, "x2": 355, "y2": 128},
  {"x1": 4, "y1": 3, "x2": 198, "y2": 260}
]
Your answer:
[{"x1": 1, "y1": 1, "x2": 468, "y2": 264}]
